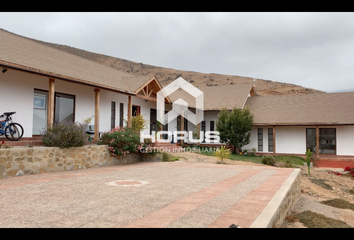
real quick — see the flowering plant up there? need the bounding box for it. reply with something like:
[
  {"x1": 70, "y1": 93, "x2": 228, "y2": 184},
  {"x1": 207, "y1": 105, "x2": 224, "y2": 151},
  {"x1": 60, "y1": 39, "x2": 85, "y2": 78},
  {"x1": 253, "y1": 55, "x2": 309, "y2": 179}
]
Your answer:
[
  {"x1": 344, "y1": 166, "x2": 353, "y2": 172},
  {"x1": 101, "y1": 127, "x2": 141, "y2": 157},
  {"x1": 327, "y1": 171, "x2": 342, "y2": 176}
]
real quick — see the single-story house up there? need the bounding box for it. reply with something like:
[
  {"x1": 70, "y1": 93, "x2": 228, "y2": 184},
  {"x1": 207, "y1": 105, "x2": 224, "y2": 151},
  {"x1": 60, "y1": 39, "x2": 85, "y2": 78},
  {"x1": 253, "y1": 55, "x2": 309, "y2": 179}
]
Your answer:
[{"x1": 1, "y1": 28, "x2": 354, "y2": 166}]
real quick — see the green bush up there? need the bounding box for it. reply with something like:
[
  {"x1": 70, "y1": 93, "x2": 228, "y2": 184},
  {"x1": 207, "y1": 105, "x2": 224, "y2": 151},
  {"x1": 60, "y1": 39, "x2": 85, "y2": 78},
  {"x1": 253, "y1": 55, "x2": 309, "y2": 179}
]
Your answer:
[
  {"x1": 41, "y1": 121, "x2": 87, "y2": 148},
  {"x1": 262, "y1": 155, "x2": 276, "y2": 166},
  {"x1": 101, "y1": 126, "x2": 141, "y2": 157}
]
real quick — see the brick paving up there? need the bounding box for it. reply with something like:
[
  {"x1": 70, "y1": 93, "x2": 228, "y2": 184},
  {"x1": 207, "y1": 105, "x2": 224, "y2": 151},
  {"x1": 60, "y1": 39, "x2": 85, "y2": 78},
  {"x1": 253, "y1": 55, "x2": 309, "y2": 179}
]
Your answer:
[{"x1": 0, "y1": 161, "x2": 296, "y2": 228}]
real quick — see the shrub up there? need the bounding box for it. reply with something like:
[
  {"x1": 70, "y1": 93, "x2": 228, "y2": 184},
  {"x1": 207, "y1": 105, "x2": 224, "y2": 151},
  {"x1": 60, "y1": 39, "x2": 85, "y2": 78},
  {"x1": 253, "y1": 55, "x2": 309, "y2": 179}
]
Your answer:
[
  {"x1": 215, "y1": 146, "x2": 231, "y2": 163},
  {"x1": 41, "y1": 121, "x2": 87, "y2": 148},
  {"x1": 262, "y1": 155, "x2": 276, "y2": 166},
  {"x1": 123, "y1": 114, "x2": 148, "y2": 133},
  {"x1": 100, "y1": 126, "x2": 141, "y2": 157}
]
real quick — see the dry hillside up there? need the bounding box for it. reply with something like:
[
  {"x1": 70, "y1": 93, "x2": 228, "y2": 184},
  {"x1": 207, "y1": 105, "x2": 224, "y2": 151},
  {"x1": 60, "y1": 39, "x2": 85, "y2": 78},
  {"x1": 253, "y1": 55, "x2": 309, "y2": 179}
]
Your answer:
[{"x1": 16, "y1": 30, "x2": 323, "y2": 96}]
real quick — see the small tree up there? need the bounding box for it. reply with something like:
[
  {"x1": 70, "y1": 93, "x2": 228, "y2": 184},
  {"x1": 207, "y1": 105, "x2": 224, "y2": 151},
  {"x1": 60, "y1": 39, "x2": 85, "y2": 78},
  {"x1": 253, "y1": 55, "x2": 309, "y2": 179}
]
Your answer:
[
  {"x1": 124, "y1": 114, "x2": 148, "y2": 134},
  {"x1": 306, "y1": 149, "x2": 312, "y2": 175},
  {"x1": 214, "y1": 146, "x2": 231, "y2": 164},
  {"x1": 216, "y1": 106, "x2": 254, "y2": 154}
]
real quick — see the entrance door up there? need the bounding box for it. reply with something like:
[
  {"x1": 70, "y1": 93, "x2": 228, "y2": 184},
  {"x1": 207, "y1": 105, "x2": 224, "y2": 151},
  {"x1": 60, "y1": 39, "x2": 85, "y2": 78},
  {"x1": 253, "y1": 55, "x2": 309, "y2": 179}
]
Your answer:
[{"x1": 33, "y1": 89, "x2": 48, "y2": 135}]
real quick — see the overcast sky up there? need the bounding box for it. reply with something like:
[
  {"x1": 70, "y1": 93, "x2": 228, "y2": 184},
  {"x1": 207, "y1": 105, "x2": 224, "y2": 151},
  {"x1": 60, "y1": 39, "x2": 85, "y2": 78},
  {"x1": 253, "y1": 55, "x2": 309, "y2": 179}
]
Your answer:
[{"x1": 1, "y1": 12, "x2": 354, "y2": 92}]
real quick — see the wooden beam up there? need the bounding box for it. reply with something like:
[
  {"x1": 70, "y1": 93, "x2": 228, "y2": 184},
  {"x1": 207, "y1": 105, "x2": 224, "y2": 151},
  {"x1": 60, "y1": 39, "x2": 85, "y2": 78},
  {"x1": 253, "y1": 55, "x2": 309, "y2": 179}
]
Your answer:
[
  {"x1": 94, "y1": 88, "x2": 100, "y2": 140},
  {"x1": 141, "y1": 87, "x2": 147, "y2": 96},
  {"x1": 316, "y1": 125, "x2": 319, "y2": 157},
  {"x1": 47, "y1": 78, "x2": 55, "y2": 129},
  {"x1": 135, "y1": 94, "x2": 160, "y2": 102},
  {"x1": 148, "y1": 88, "x2": 153, "y2": 97},
  {"x1": 273, "y1": 125, "x2": 276, "y2": 154},
  {"x1": 128, "y1": 95, "x2": 132, "y2": 128}
]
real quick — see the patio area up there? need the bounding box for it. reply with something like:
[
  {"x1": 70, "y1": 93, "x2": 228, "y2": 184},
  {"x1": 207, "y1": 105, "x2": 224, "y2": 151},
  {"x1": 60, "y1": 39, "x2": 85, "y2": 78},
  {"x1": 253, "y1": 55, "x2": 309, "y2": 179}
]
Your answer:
[{"x1": 0, "y1": 161, "x2": 300, "y2": 228}]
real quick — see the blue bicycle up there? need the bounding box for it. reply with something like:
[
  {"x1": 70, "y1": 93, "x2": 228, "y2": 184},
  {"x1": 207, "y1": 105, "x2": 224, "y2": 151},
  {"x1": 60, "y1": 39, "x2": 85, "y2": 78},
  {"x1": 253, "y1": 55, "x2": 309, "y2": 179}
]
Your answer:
[{"x1": 0, "y1": 112, "x2": 24, "y2": 141}]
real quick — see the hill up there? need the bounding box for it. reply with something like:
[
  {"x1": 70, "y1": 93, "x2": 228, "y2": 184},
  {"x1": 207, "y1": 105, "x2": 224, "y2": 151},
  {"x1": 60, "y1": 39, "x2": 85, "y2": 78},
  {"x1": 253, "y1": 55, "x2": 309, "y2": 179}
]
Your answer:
[{"x1": 13, "y1": 29, "x2": 323, "y2": 96}]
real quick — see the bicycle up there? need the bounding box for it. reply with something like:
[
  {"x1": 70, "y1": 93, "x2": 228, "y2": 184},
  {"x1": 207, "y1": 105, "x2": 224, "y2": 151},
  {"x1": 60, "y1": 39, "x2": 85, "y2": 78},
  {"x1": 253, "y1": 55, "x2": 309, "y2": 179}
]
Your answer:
[{"x1": 0, "y1": 112, "x2": 24, "y2": 141}]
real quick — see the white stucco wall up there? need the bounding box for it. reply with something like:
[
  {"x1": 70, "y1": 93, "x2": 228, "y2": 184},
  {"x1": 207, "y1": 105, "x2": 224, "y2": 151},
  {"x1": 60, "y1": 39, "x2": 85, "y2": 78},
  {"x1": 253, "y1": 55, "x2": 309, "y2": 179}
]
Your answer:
[
  {"x1": 336, "y1": 125, "x2": 354, "y2": 156},
  {"x1": 0, "y1": 69, "x2": 158, "y2": 137},
  {"x1": 1, "y1": 69, "x2": 47, "y2": 137},
  {"x1": 275, "y1": 126, "x2": 306, "y2": 154}
]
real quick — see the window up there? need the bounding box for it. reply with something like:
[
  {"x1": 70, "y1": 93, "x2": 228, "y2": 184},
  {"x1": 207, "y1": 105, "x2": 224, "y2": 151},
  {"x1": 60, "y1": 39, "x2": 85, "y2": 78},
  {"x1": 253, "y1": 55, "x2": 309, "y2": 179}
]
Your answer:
[
  {"x1": 54, "y1": 92, "x2": 75, "y2": 124},
  {"x1": 306, "y1": 128, "x2": 316, "y2": 153},
  {"x1": 258, "y1": 128, "x2": 263, "y2": 152},
  {"x1": 201, "y1": 121, "x2": 206, "y2": 143},
  {"x1": 306, "y1": 128, "x2": 336, "y2": 155},
  {"x1": 268, "y1": 128, "x2": 273, "y2": 152},
  {"x1": 319, "y1": 128, "x2": 336, "y2": 155},
  {"x1": 119, "y1": 103, "x2": 124, "y2": 127},
  {"x1": 210, "y1": 121, "x2": 214, "y2": 131},
  {"x1": 111, "y1": 101, "x2": 116, "y2": 130}
]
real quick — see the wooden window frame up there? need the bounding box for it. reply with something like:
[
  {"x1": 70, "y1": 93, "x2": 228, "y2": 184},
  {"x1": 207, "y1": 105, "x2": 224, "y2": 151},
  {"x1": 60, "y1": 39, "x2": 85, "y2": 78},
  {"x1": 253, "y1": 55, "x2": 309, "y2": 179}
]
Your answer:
[
  {"x1": 268, "y1": 128, "x2": 273, "y2": 152},
  {"x1": 119, "y1": 103, "x2": 124, "y2": 127},
  {"x1": 258, "y1": 128, "x2": 263, "y2": 152},
  {"x1": 111, "y1": 101, "x2": 116, "y2": 130}
]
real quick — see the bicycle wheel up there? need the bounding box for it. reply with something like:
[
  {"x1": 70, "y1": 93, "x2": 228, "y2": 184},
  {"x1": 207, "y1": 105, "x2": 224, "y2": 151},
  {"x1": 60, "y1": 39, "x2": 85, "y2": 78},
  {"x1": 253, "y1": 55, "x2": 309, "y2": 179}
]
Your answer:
[{"x1": 5, "y1": 123, "x2": 24, "y2": 141}]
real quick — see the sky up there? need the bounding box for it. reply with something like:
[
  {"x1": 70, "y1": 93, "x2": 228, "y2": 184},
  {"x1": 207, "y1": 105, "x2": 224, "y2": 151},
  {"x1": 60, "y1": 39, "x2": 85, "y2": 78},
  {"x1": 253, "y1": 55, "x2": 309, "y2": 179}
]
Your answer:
[{"x1": 1, "y1": 12, "x2": 354, "y2": 93}]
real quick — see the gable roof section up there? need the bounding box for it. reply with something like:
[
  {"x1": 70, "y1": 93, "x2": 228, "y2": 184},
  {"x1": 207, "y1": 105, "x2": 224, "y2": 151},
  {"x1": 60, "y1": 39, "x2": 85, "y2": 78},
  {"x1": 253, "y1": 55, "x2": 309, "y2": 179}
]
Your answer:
[
  {"x1": 245, "y1": 92, "x2": 354, "y2": 125},
  {"x1": 0, "y1": 29, "x2": 152, "y2": 94},
  {"x1": 167, "y1": 83, "x2": 253, "y2": 110}
]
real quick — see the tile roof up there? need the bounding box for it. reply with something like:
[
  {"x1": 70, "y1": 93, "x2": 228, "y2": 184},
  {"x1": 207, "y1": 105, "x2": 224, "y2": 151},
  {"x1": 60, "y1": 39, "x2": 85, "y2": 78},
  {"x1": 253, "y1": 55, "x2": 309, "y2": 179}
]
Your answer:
[
  {"x1": 0, "y1": 29, "x2": 150, "y2": 94},
  {"x1": 245, "y1": 92, "x2": 354, "y2": 125}
]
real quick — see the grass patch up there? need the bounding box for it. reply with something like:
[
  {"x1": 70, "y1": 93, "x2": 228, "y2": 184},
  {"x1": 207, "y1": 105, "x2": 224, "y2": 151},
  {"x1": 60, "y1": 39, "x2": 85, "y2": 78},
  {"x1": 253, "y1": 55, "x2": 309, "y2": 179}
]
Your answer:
[
  {"x1": 162, "y1": 152, "x2": 180, "y2": 162},
  {"x1": 309, "y1": 178, "x2": 333, "y2": 190},
  {"x1": 294, "y1": 210, "x2": 352, "y2": 228},
  {"x1": 189, "y1": 146, "x2": 305, "y2": 167},
  {"x1": 274, "y1": 155, "x2": 305, "y2": 166},
  {"x1": 320, "y1": 199, "x2": 354, "y2": 211}
]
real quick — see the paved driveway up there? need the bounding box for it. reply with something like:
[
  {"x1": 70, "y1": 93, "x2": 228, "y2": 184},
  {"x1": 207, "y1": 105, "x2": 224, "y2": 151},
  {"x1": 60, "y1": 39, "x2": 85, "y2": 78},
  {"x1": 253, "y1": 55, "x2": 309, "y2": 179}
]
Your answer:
[{"x1": 0, "y1": 161, "x2": 295, "y2": 228}]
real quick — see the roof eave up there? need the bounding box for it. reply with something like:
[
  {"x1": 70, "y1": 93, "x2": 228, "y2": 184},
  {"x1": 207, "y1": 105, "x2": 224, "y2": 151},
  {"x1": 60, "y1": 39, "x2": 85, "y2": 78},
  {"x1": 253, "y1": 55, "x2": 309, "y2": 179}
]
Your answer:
[{"x1": 0, "y1": 60, "x2": 135, "y2": 96}]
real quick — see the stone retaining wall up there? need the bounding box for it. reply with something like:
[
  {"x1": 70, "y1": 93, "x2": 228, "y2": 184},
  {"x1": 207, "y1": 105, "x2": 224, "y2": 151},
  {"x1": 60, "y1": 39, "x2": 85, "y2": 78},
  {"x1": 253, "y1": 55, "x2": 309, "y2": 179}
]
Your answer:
[
  {"x1": 250, "y1": 169, "x2": 301, "y2": 228},
  {"x1": 0, "y1": 145, "x2": 162, "y2": 179},
  {"x1": 271, "y1": 170, "x2": 301, "y2": 228}
]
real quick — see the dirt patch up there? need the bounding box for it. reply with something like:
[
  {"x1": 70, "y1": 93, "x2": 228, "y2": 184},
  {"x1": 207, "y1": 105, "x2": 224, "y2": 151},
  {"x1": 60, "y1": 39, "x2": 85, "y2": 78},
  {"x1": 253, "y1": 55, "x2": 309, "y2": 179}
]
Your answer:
[
  {"x1": 309, "y1": 178, "x2": 333, "y2": 190},
  {"x1": 293, "y1": 210, "x2": 352, "y2": 228},
  {"x1": 321, "y1": 199, "x2": 354, "y2": 211}
]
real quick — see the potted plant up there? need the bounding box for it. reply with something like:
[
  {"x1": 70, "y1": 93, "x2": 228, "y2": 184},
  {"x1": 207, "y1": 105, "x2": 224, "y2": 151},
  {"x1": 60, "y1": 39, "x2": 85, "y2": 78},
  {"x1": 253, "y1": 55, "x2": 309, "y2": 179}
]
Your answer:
[
  {"x1": 251, "y1": 147, "x2": 257, "y2": 156},
  {"x1": 243, "y1": 149, "x2": 248, "y2": 155},
  {"x1": 239, "y1": 148, "x2": 243, "y2": 155}
]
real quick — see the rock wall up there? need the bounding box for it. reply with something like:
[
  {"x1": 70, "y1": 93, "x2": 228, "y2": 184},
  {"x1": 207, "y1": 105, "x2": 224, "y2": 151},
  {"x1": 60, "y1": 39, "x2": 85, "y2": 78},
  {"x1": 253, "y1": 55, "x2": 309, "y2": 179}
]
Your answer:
[{"x1": 0, "y1": 145, "x2": 162, "y2": 179}]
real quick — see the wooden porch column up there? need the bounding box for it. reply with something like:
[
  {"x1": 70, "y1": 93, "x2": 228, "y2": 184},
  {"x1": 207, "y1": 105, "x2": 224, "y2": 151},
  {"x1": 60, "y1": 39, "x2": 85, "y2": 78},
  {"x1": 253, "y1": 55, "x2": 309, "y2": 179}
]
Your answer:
[
  {"x1": 127, "y1": 95, "x2": 132, "y2": 128},
  {"x1": 316, "y1": 125, "x2": 319, "y2": 157},
  {"x1": 273, "y1": 125, "x2": 276, "y2": 154},
  {"x1": 47, "y1": 78, "x2": 55, "y2": 129},
  {"x1": 94, "y1": 88, "x2": 100, "y2": 140}
]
